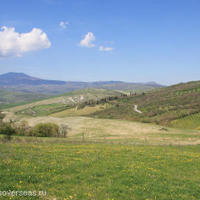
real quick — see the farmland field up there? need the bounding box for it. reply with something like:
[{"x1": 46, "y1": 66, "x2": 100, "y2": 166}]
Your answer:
[{"x1": 6, "y1": 89, "x2": 122, "y2": 117}]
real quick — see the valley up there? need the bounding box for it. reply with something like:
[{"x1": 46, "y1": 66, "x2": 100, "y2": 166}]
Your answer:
[{"x1": 1, "y1": 80, "x2": 200, "y2": 145}]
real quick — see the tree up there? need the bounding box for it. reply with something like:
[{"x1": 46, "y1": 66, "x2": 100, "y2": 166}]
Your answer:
[{"x1": 59, "y1": 124, "x2": 70, "y2": 137}]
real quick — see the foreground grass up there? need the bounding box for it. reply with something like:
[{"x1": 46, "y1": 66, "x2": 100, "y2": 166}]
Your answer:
[{"x1": 0, "y1": 141, "x2": 199, "y2": 200}]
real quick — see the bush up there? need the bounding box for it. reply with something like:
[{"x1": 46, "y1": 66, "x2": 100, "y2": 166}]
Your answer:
[
  {"x1": 0, "y1": 122, "x2": 16, "y2": 141},
  {"x1": 32, "y1": 123, "x2": 59, "y2": 137},
  {"x1": 160, "y1": 127, "x2": 168, "y2": 131}
]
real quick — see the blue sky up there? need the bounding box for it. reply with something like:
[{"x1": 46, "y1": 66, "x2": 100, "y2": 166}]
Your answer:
[{"x1": 0, "y1": 0, "x2": 200, "y2": 85}]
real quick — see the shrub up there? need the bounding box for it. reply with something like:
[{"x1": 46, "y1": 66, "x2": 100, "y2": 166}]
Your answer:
[
  {"x1": 141, "y1": 119, "x2": 151, "y2": 123},
  {"x1": 32, "y1": 123, "x2": 59, "y2": 137},
  {"x1": 160, "y1": 127, "x2": 168, "y2": 131},
  {"x1": 0, "y1": 122, "x2": 16, "y2": 141}
]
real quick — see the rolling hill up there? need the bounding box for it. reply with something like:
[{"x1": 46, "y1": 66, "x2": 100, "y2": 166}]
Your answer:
[
  {"x1": 88, "y1": 80, "x2": 200, "y2": 130},
  {"x1": 2, "y1": 81, "x2": 200, "y2": 146},
  {"x1": 0, "y1": 72, "x2": 163, "y2": 95},
  {"x1": 4, "y1": 78, "x2": 200, "y2": 130},
  {"x1": 5, "y1": 88, "x2": 123, "y2": 118}
]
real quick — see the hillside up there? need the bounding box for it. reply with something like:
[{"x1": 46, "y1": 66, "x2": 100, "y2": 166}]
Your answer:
[
  {"x1": 5, "y1": 80, "x2": 200, "y2": 130},
  {"x1": 0, "y1": 89, "x2": 48, "y2": 109},
  {"x1": 5, "y1": 88, "x2": 123, "y2": 117},
  {"x1": 89, "y1": 80, "x2": 200, "y2": 129},
  {"x1": 0, "y1": 72, "x2": 163, "y2": 95}
]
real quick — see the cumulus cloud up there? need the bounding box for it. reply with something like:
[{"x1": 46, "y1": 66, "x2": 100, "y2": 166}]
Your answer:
[
  {"x1": 0, "y1": 26, "x2": 51, "y2": 57},
  {"x1": 80, "y1": 32, "x2": 95, "y2": 48},
  {"x1": 99, "y1": 45, "x2": 114, "y2": 52},
  {"x1": 59, "y1": 21, "x2": 69, "y2": 29}
]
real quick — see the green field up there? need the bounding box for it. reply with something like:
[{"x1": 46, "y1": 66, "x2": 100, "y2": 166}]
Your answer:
[{"x1": 0, "y1": 139, "x2": 199, "y2": 200}]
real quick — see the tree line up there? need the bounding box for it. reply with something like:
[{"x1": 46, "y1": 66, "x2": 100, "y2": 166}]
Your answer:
[{"x1": 0, "y1": 112, "x2": 70, "y2": 141}]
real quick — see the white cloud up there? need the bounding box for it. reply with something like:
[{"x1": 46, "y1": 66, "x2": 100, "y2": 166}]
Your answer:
[
  {"x1": 80, "y1": 32, "x2": 95, "y2": 48},
  {"x1": 0, "y1": 26, "x2": 51, "y2": 57},
  {"x1": 99, "y1": 45, "x2": 114, "y2": 52},
  {"x1": 59, "y1": 21, "x2": 69, "y2": 29}
]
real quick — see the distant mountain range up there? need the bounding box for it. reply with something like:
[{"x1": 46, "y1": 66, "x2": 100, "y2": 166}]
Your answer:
[
  {"x1": 0, "y1": 72, "x2": 66, "y2": 86},
  {"x1": 0, "y1": 72, "x2": 164, "y2": 95}
]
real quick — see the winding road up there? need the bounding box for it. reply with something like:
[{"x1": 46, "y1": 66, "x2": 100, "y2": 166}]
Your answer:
[{"x1": 134, "y1": 105, "x2": 142, "y2": 114}]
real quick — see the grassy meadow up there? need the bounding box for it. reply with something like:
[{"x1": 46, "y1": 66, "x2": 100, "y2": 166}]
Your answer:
[
  {"x1": 0, "y1": 115, "x2": 200, "y2": 200},
  {"x1": 1, "y1": 112, "x2": 200, "y2": 199},
  {"x1": 0, "y1": 140, "x2": 199, "y2": 200}
]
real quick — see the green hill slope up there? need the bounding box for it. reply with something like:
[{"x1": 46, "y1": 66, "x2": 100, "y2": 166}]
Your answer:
[
  {"x1": 0, "y1": 89, "x2": 48, "y2": 109},
  {"x1": 89, "y1": 80, "x2": 200, "y2": 129},
  {"x1": 7, "y1": 89, "x2": 123, "y2": 117}
]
